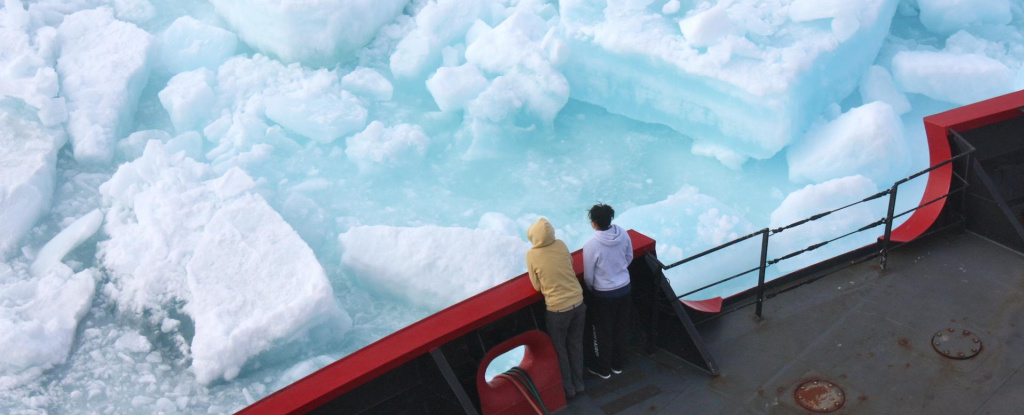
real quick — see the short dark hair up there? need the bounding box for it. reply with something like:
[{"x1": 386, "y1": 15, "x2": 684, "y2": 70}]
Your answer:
[{"x1": 589, "y1": 203, "x2": 614, "y2": 231}]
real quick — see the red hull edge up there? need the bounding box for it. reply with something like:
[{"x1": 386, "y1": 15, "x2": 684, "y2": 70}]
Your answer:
[
  {"x1": 893, "y1": 89, "x2": 1024, "y2": 242},
  {"x1": 238, "y1": 231, "x2": 656, "y2": 415}
]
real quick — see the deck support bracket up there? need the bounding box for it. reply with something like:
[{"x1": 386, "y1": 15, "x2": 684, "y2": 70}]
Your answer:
[{"x1": 645, "y1": 254, "x2": 719, "y2": 376}]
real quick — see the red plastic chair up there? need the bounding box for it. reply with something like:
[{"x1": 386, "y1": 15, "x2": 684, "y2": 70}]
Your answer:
[{"x1": 476, "y1": 330, "x2": 567, "y2": 415}]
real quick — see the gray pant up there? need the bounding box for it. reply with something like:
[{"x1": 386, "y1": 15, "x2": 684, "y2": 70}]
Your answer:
[{"x1": 546, "y1": 303, "x2": 586, "y2": 396}]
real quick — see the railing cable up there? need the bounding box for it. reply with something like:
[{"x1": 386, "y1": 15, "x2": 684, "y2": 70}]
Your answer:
[
  {"x1": 658, "y1": 132, "x2": 977, "y2": 317},
  {"x1": 771, "y1": 189, "x2": 891, "y2": 235}
]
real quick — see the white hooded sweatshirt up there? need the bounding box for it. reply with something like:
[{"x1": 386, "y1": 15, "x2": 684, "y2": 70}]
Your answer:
[{"x1": 582, "y1": 224, "x2": 633, "y2": 293}]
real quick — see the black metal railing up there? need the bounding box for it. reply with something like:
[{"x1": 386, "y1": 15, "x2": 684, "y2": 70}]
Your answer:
[{"x1": 650, "y1": 131, "x2": 977, "y2": 318}]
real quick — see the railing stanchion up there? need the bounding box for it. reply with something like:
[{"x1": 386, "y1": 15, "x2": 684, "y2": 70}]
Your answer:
[
  {"x1": 755, "y1": 229, "x2": 770, "y2": 318},
  {"x1": 663, "y1": 138, "x2": 972, "y2": 300},
  {"x1": 880, "y1": 185, "x2": 899, "y2": 270},
  {"x1": 960, "y1": 152, "x2": 971, "y2": 222},
  {"x1": 951, "y1": 129, "x2": 977, "y2": 227}
]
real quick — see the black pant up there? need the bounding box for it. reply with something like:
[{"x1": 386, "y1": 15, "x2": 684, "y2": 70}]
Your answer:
[
  {"x1": 589, "y1": 292, "x2": 631, "y2": 370},
  {"x1": 546, "y1": 304, "x2": 586, "y2": 395}
]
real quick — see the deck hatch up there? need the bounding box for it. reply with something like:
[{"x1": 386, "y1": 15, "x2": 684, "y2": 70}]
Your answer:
[
  {"x1": 932, "y1": 327, "x2": 983, "y2": 359},
  {"x1": 794, "y1": 379, "x2": 845, "y2": 413}
]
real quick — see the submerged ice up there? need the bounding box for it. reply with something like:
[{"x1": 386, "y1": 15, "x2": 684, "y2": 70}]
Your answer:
[{"x1": 0, "y1": 0, "x2": 1022, "y2": 412}]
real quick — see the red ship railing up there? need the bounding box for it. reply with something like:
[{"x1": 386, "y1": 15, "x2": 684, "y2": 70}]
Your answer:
[
  {"x1": 650, "y1": 89, "x2": 1024, "y2": 318},
  {"x1": 237, "y1": 232, "x2": 655, "y2": 415}
]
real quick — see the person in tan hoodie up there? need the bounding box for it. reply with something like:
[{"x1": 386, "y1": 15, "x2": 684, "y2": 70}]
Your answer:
[{"x1": 526, "y1": 217, "x2": 586, "y2": 398}]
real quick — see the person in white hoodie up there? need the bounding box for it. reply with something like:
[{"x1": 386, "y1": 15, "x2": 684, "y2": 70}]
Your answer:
[{"x1": 582, "y1": 203, "x2": 633, "y2": 378}]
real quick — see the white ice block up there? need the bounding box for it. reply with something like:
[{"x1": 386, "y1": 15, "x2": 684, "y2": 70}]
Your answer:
[
  {"x1": 99, "y1": 141, "x2": 347, "y2": 385},
  {"x1": 0, "y1": 111, "x2": 66, "y2": 258},
  {"x1": 57, "y1": 7, "x2": 153, "y2": 165},
  {"x1": 209, "y1": 0, "x2": 408, "y2": 66},
  {"x1": 339, "y1": 225, "x2": 529, "y2": 311},
  {"x1": 558, "y1": 0, "x2": 900, "y2": 162}
]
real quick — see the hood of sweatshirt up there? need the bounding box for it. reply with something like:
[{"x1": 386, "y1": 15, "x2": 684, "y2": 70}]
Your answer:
[
  {"x1": 594, "y1": 224, "x2": 627, "y2": 246},
  {"x1": 528, "y1": 218, "x2": 556, "y2": 248}
]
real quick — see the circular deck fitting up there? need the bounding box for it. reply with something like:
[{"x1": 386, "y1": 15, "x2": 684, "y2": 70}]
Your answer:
[
  {"x1": 794, "y1": 380, "x2": 845, "y2": 413},
  {"x1": 932, "y1": 327, "x2": 982, "y2": 360}
]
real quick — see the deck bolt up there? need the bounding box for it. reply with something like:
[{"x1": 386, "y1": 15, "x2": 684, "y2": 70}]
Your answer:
[
  {"x1": 948, "y1": 328, "x2": 955, "y2": 332},
  {"x1": 963, "y1": 330, "x2": 970, "y2": 335},
  {"x1": 971, "y1": 348, "x2": 978, "y2": 353},
  {"x1": 958, "y1": 352, "x2": 965, "y2": 357},
  {"x1": 973, "y1": 338, "x2": 980, "y2": 343}
]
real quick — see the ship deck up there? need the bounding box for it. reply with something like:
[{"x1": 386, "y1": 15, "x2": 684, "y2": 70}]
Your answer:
[{"x1": 564, "y1": 230, "x2": 1024, "y2": 414}]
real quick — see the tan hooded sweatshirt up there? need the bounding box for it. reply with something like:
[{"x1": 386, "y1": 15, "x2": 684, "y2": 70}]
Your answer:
[{"x1": 526, "y1": 218, "x2": 583, "y2": 312}]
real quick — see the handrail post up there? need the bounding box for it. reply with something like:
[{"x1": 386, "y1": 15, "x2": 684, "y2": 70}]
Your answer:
[
  {"x1": 880, "y1": 185, "x2": 899, "y2": 269},
  {"x1": 959, "y1": 151, "x2": 971, "y2": 222},
  {"x1": 755, "y1": 228, "x2": 769, "y2": 318}
]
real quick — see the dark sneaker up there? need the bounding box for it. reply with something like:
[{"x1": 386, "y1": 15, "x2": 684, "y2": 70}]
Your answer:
[
  {"x1": 588, "y1": 366, "x2": 611, "y2": 379},
  {"x1": 610, "y1": 366, "x2": 622, "y2": 375}
]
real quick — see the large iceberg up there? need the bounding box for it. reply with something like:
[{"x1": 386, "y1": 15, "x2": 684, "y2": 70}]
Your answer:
[
  {"x1": 98, "y1": 141, "x2": 347, "y2": 384},
  {"x1": 559, "y1": 0, "x2": 900, "y2": 164}
]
